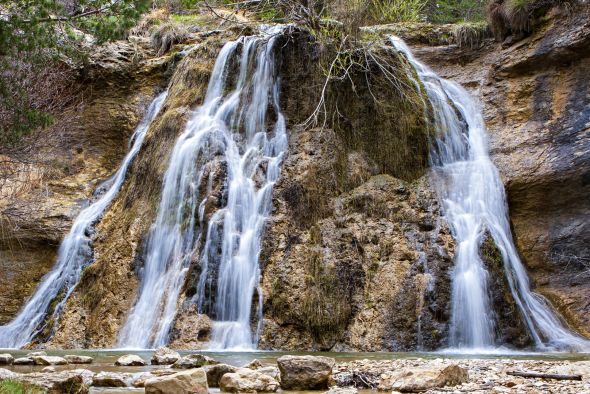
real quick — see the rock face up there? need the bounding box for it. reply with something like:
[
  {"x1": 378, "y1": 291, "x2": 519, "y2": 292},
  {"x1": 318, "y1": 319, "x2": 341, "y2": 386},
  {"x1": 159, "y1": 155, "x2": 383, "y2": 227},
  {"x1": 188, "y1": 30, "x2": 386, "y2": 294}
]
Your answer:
[
  {"x1": 219, "y1": 368, "x2": 280, "y2": 393},
  {"x1": 144, "y1": 368, "x2": 208, "y2": 394},
  {"x1": 151, "y1": 347, "x2": 181, "y2": 365},
  {"x1": 115, "y1": 354, "x2": 146, "y2": 366},
  {"x1": 414, "y1": 3, "x2": 590, "y2": 338},
  {"x1": 277, "y1": 355, "x2": 335, "y2": 390}
]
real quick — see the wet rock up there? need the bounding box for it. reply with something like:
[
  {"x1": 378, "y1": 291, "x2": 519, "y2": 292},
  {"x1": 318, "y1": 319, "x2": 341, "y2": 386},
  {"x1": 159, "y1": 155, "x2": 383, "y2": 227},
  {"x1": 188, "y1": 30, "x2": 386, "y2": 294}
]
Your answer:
[
  {"x1": 92, "y1": 371, "x2": 133, "y2": 387},
  {"x1": 32, "y1": 356, "x2": 69, "y2": 365},
  {"x1": 219, "y1": 368, "x2": 280, "y2": 393},
  {"x1": 64, "y1": 355, "x2": 94, "y2": 364},
  {"x1": 379, "y1": 365, "x2": 468, "y2": 392},
  {"x1": 13, "y1": 357, "x2": 34, "y2": 365},
  {"x1": 277, "y1": 355, "x2": 336, "y2": 390},
  {"x1": 172, "y1": 354, "x2": 218, "y2": 369},
  {"x1": 18, "y1": 370, "x2": 89, "y2": 393},
  {"x1": 243, "y1": 359, "x2": 263, "y2": 370},
  {"x1": 0, "y1": 354, "x2": 13, "y2": 365},
  {"x1": 42, "y1": 366, "x2": 56, "y2": 373},
  {"x1": 203, "y1": 363, "x2": 238, "y2": 387},
  {"x1": 144, "y1": 367, "x2": 208, "y2": 394},
  {"x1": 115, "y1": 354, "x2": 146, "y2": 366},
  {"x1": 151, "y1": 347, "x2": 181, "y2": 365}
]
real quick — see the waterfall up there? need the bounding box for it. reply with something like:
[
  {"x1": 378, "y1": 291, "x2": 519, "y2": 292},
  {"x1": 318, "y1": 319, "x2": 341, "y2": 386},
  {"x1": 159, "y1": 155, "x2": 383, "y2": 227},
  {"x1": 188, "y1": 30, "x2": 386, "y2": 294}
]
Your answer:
[
  {"x1": 389, "y1": 36, "x2": 590, "y2": 351},
  {"x1": 0, "y1": 91, "x2": 168, "y2": 349},
  {"x1": 117, "y1": 26, "x2": 287, "y2": 350}
]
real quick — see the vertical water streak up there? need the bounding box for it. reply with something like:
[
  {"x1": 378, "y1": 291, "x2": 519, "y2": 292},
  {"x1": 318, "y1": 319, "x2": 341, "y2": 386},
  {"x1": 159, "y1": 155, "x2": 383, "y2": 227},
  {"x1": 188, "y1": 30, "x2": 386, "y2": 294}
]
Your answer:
[
  {"x1": 118, "y1": 26, "x2": 288, "y2": 349},
  {"x1": 390, "y1": 36, "x2": 590, "y2": 351},
  {"x1": 0, "y1": 91, "x2": 168, "y2": 348}
]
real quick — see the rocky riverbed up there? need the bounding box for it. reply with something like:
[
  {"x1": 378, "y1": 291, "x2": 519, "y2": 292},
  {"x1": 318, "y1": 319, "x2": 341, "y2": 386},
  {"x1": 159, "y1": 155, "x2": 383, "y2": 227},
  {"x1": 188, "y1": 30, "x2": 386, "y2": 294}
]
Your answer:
[{"x1": 1, "y1": 349, "x2": 590, "y2": 393}]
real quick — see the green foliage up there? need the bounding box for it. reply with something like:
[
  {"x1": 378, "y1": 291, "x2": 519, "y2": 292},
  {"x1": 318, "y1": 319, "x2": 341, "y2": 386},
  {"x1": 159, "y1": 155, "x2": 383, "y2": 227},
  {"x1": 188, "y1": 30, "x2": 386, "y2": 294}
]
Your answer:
[
  {"x1": 427, "y1": 0, "x2": 486, "y2": 23},
  {"x1": 371, "y1": 0, "x2": 428, "y2": 23},
  {"x1": 0, "y1": 0, "x2": 150, "y2": 149},
  {"x1": 0, "y1": 380, "x2": 45, "y2": 394}
]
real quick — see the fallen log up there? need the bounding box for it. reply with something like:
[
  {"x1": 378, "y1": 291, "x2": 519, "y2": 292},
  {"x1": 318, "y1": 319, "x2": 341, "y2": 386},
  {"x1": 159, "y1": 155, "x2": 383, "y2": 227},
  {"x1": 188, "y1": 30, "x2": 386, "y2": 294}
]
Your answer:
[{"x1": 506, "y1": 371, "x2": 582, "y2": 381}]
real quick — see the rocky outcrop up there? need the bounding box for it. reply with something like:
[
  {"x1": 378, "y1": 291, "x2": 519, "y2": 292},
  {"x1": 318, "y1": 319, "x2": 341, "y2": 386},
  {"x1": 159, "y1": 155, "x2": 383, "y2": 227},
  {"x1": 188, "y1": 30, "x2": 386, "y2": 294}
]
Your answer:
[
  {"x1": 259, "y1": 128, "x2": 455, "y2": 350},
  {"x1": 277, "y1": 355, "x2": 335, "y2": 390},
  {"x1": 413, "y1": 3, "x2": 590, "y2": 338}
]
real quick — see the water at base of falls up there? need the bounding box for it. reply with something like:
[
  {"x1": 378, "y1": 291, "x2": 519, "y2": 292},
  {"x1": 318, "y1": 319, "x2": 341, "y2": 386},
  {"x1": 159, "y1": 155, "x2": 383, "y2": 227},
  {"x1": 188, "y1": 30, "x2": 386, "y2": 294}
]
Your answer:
[
  {"x1": 389, "y1": 36, "x2": 590, "y2": 352},
  {"x1": 0, "y1": 91, "x2": 168, "y2": 349},
  {"x1": 117, "y1": 26, "x2": 287, "y2": 350}
]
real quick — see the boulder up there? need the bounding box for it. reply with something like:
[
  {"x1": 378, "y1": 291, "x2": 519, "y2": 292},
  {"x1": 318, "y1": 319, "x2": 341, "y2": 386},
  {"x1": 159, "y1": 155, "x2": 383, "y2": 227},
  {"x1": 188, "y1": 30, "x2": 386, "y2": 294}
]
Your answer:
[
  {"x1": 42, "y1": 366, "x2": 56, "y2": 373},
  {"x1": 219, "y1": 368, "x2": 280, "y2": 393},
  {"x1": 203, "y1": 363, "x2": 238, "y2": 387},
  {"x1": 172, "y1": 354, "x2": 218, "y2": 369},
  {"x1": 13, "y1": 357, "x2": 34, "y2": 365},
  {"x1": 18, "y1": 370, "x2": 89, "y2": 393},
  {"x1": 378, "y1": 365, "x2": 468, "y2": 392},
  {"x1": 115, "y1": 354, "x2": 146, "y2": 366},
  {"x1": 144, "y1": 368, "x2": 208, "y2": 394},
  {"x1": 277, "y1": 355, "x2": 336, "y2": 390},
  {"x1": 64, "y1": 355, "x2": 94, "y2": 364},
  {"x1": 92, "y1": 371, "x2": 133, "y2": 387},
  {"x1": 151, "y1": 347, "x2": 181, "y2": 365},
  {"x1": 32, "y1": 356, "x2": 69, "y2": 366},
  {"x1": 243, "y1": 359, "x2": 263, "y2": 370},
  {"x1": 0, "y1": 354, "x2": 13, "y2": 365}
]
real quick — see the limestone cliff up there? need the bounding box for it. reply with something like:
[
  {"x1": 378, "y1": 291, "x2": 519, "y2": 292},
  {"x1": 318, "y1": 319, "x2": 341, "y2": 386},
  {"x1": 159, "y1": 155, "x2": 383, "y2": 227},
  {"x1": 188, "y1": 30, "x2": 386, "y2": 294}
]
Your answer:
[{"x1": 0, "y1": 3, "x2": 588, "y2": 351}]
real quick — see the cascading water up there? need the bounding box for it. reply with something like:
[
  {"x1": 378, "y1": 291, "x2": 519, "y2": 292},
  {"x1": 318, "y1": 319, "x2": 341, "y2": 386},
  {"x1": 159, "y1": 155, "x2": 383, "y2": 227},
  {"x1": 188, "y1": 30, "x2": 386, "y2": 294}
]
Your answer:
[
  {"x1": 117, "y1": 26, "x2": 287, "y2": 350},
  {"x1": 390, "y1": 36, "x2": 590, "y2": 351},
  {"x1": 0, "y1": 91, "x2": 168, "y2": 348}
]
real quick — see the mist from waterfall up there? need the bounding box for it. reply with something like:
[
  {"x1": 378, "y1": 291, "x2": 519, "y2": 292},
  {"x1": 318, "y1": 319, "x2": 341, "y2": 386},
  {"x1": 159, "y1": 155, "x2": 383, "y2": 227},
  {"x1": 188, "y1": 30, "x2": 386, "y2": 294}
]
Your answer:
[
  {"x1": 389, "y1": 36, "x2": 590, "y2": 351},
  {"x1": 117, "y1": 26, "x2": 287, "y2": 350},
  {"x1": 0, "y1": 91, "x2": 168, "y2": 349}
]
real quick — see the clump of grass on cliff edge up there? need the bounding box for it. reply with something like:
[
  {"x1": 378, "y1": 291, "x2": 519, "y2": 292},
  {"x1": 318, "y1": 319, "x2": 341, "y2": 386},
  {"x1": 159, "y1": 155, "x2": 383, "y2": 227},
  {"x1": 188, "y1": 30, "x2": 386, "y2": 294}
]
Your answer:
[{"x1": 487, "y1": 0, "x2": 580, "y2": 40}]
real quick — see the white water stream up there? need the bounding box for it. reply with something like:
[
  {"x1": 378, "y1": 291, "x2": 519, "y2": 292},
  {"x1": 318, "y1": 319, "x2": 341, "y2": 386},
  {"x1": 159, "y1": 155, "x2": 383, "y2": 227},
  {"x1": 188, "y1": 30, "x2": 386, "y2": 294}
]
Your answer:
[
  {"x1": 0, "y1": 91, "x2": 168, "y2": 348},
  {"x1": 390, "y1": 36, "x2": 590, "y2": 351},
  {"x1": 117, "y1": 27, "x2": 287, "y2": 349}
]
